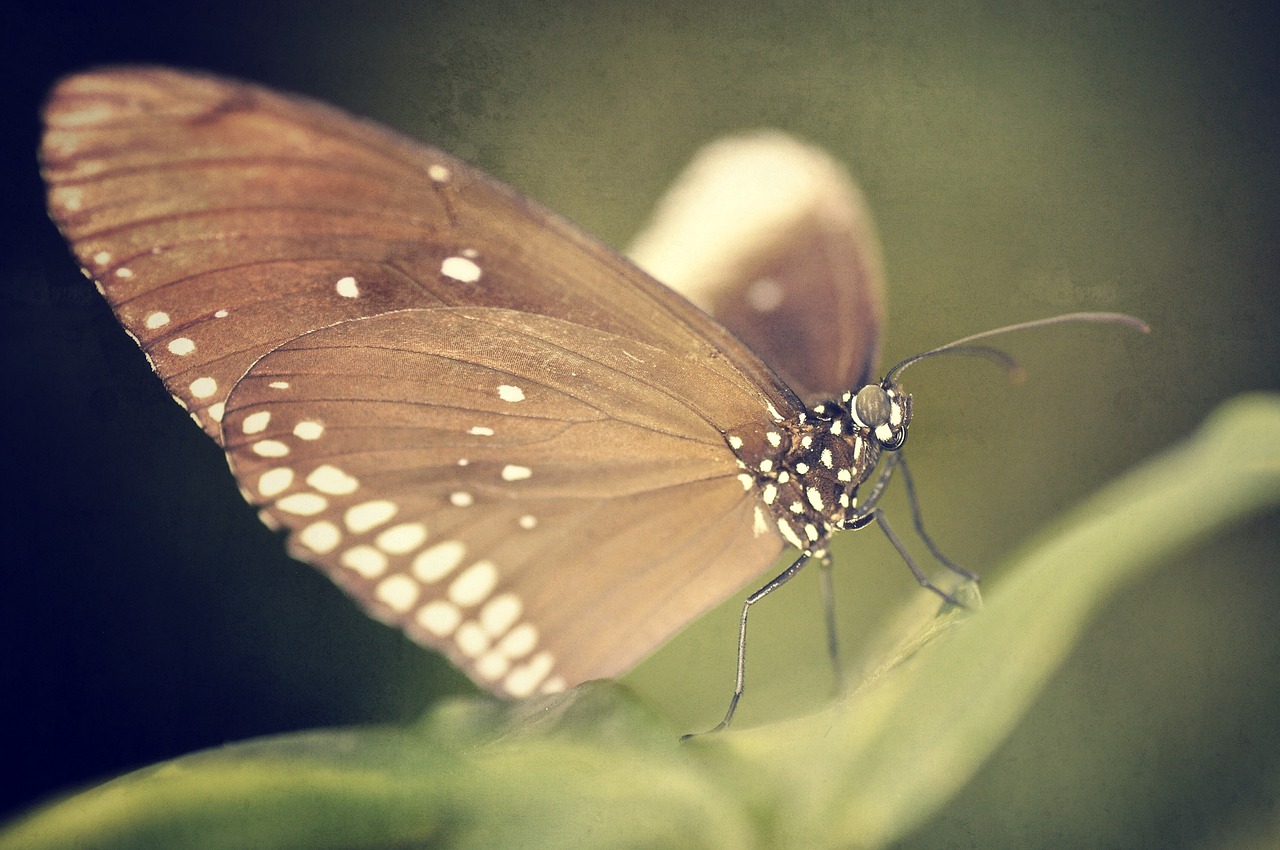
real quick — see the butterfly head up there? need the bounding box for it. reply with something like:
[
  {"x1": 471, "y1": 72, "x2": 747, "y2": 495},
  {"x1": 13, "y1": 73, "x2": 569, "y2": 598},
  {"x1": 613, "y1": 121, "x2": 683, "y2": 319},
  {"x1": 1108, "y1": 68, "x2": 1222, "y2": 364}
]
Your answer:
[{"x1": 849, "y1": 380, "x2": 911, "y2": 451}]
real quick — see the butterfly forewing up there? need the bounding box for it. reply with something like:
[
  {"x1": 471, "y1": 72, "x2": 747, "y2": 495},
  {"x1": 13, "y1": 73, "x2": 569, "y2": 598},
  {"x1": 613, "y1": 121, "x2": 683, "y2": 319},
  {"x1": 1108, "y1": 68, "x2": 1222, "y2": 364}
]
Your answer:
[
  {"x1": 41, "y1": 67, "x2": 807, "y2": 696},
  {"x1": 41, "y1": 71, "x2": 442, "y2": 438},
  {"x1": 41, "y1": 68, "x2": 798, "y2": 440}
]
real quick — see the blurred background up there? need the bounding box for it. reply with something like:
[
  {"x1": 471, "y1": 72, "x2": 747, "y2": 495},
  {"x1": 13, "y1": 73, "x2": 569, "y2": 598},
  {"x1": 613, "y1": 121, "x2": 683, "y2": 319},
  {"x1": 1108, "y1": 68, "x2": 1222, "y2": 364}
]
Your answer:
[{"x1": 2, "y1": 1, "x2": 1277, "y2": 846}]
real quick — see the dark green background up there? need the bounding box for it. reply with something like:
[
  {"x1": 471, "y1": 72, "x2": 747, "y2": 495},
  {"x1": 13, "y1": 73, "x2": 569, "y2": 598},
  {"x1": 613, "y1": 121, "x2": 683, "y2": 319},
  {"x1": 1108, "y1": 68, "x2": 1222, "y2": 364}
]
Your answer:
[{"x1": 3, "y1": 2, "x2": 1277, "y2": 847}]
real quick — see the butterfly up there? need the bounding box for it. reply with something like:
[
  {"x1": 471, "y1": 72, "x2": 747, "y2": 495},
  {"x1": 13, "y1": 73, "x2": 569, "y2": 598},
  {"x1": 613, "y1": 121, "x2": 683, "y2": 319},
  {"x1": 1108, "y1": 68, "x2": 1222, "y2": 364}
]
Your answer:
[{"x1": 40, "y1": 67, "x2": 1146, "y2": 729}]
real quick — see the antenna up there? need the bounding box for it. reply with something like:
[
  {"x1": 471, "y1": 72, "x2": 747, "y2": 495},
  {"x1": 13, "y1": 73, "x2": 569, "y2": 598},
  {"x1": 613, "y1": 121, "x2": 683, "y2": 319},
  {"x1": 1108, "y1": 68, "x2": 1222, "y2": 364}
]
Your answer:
[{"x1": 885, "y1": 312, "x2": 1150, "y2": 382}]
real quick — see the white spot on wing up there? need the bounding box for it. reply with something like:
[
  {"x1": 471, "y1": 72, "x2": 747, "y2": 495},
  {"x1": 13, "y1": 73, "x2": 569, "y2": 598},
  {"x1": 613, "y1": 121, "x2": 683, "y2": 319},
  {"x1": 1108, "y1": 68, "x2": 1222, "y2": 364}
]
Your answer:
[
  {"x1": 480, "y1": 594, "x2": 522, "y2": 636},
  {"x1": 455, "y1": 621, "x2": 491, "y2": 657},
  {"x1": 56, "y1": 188, "x2": 82, "y2": 211},
  {"x1": 413, "y1": 541, "x2": 466, "y2": 582},
  {"x1": 345, "y1": 500, "x2": 398, "y2": 533},
  {"x1": 448, "y1": 561, "x2": 498, "y2": 607},
  {"x1": 241, "y1": 410, "x2": 271, "y2": 435},
  {"x1": 376, "y1": 522, "x2": 428, "y2": 554},
  {"x1": 468, "y1": 426, "x2": 494, "y2": 436},
  {"x1": 476, "y1": 652, "x2": 511, "y2": 681},
  {"x1": 258, "y1": 467, "x2": 294, "y2": 497},
  {"x1": 115, "y1": 267, "x2": 133, "y2": 279},
  {"x1": 276, "y1": 493, "x2": 328, "y2": 516},
  {"x1": 375, "y1": 574, "x2": 420, "y2": 612},
  {"x1": 497, "y1": 623, "x2": 537, "y2": 658},
  {"x1": 207, "y1": 402, "x2": 225, "y2": 423},
  {"x1": 294, "y1": 421, "x2": 324, "y2": 440},
  {"x1": 252, "y1": 440, "x2": 289, "y2": 458},
  {"x1": 501, "y1": 464, "x2": 532, "y2": 481},
  {"x1": 298, "y1": 520, "x2": 341, "y2": 553},
  {"x1": 167, "y1": 337, "x2": 195, "y2": 356},
  {"x1": 340, "y1": 545, "x2": 388, "y2": 578},
  {"x1": 335, "y1": 276, "x2": 360, "y2": 298},
  {"x1": 497, "y1": 384, "x2": 525, "y2": 403},
  {"x1": 427, "y1": 163, "x2": 451, "y2": 182},
  {"x1": 441, "y1": 256, "x2": 482, "y2": 283},
  {"x1": 189, "y1": 377, "x2": 217, "y2": 399},
  {"x1": 308, "y1": 464, "x2": 358, "y2": 495},
  {"x1": 417, "y1": 600, "x2": 461, "y2": 636},
  {"x1": 746, "y1": 277, "x2": 784, "y2": 312},
  {"x1": 504, "y1": 651, "x2": 555, "y2": 697},
  {"x1": 518, "y1": 514, "x2": 537, "y2": 530},
  {"x1": 450, "y1": 491, "x2": 474, "y2": 507},
  {"x1": 144, "y1": 311, "x2": 170, "y2": 329}
]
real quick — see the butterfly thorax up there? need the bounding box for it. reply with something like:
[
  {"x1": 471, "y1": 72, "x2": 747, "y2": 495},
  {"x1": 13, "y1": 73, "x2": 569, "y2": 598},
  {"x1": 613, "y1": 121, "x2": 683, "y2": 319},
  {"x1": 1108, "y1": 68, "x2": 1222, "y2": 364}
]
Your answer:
[{"x1": 727, "y1": 381, "x2": 911, "y2": 554}]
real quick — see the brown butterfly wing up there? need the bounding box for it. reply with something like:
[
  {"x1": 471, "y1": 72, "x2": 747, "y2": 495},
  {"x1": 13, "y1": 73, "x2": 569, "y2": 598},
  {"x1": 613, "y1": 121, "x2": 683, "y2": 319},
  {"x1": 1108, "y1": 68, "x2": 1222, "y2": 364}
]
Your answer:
[
  {"x1": 40, "y1": 67, "x2": 795, "y2": 695},
  {"x1": 222, "y1": 308, "x2": 784, "y2": 693},
  {"x1": 41, "y1": 67, "x2": 799, "y2": 439},
  {"x1": 629, "y1": 131, "x2": 886, "y2": 402}
]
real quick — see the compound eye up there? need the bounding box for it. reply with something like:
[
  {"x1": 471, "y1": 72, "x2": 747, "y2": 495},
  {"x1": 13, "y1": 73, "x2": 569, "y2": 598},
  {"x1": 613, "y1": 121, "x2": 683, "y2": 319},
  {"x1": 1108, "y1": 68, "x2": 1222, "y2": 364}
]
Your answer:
[{"x1": 853, "y1": 384, "x2": 890, "y2": 429}]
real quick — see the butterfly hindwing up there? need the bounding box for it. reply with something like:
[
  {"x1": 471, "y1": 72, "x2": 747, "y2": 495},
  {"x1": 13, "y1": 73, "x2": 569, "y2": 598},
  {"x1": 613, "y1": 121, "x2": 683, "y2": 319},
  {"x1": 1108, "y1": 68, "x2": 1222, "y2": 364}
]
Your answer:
[
  {"x1": 629, "y1": 131, "x2": 886, "y2": 402},
  {"x1": 223, "y1": 308, "x2": 784, "y2": 693}
]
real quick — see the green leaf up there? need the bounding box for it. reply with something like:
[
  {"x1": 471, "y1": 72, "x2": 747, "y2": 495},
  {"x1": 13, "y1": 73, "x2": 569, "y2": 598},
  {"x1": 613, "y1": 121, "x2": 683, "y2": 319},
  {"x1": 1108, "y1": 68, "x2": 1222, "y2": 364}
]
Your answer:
[
  {"x1": 5, "y1": 394, "x2": 1278, "y2": 850},
  {"x1": 2, "y1": 685, "x2": 756, "y2": 850},
  {"x1": 708, "y1": 393, "x2": 1280, "y2": 848}
]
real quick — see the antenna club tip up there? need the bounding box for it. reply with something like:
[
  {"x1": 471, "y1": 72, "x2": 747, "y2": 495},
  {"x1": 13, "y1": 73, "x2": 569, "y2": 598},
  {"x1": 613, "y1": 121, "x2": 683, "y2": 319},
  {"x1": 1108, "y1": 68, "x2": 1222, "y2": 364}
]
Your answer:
[
  {"x1": 1008, "y1": 366, "x2": 1029, "y2": 385},
  {"x1": 1103, "y1": 312, "x2": 1151, "y2": 334}
]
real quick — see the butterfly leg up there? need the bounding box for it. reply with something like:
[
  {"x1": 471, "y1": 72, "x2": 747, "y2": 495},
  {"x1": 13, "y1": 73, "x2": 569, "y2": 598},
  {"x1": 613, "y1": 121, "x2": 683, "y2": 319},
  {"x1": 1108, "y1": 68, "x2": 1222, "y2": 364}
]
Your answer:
[
  {"x1": 856, "y1": 448, "x2": 900, "y2": 514},
  {"x1": 896, "y1": 455, "x2": 979, "y2": 582},
  {"x1": 683, "y1": 548, "x2": 817, "y2": 739},
  {"x1": 816, "y1": 551, "x2": 844, "y2": 693},
  {"x1": 841, "y1": 454, "x2": 975, "y2": 601},
  {"x1": 868, "y1": 508, "x2": 966, "y2": 607}
]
